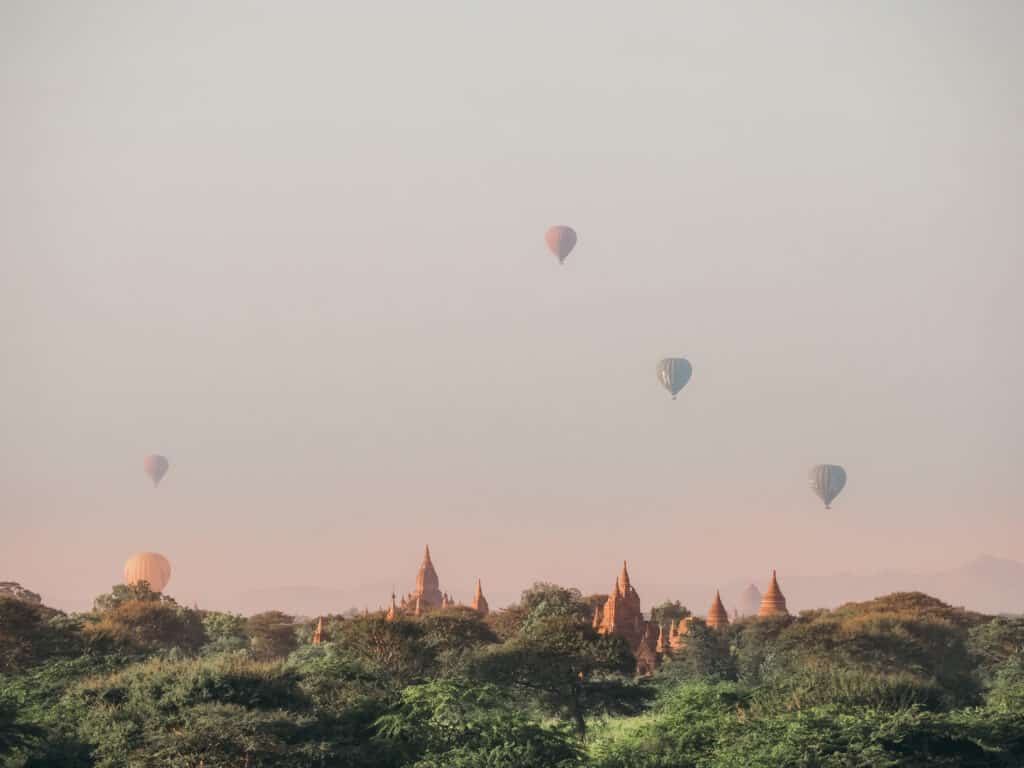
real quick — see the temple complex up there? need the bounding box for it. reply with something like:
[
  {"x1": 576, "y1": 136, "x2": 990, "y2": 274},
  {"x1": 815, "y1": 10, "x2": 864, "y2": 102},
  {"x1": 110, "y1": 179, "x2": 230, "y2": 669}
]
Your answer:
[
  {"x1": 371, "y1": 548, "x2": 789, "y2": 674},
  {"x1": 757, "y1": 569, "x2": 789, "y2": 617},
  {"x1": 593, "y1": 561, "x2": 661, "y2": 675},
  {"x1": 386, "y1": 545, "x2": 489, "y2": 618}
]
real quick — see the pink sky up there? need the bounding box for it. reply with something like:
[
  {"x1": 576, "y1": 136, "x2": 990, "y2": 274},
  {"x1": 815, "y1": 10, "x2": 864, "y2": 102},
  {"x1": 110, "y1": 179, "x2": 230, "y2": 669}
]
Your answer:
[{"x1": 2, "y1": 2, "x2": 1021, "y2": 614}]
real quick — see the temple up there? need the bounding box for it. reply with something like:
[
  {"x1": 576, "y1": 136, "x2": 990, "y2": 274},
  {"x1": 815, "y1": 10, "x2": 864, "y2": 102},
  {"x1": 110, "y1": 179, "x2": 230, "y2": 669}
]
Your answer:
[
  {"x1": 757, "y1": 569, "x2": 789, "y2": 617},
  {"x1": 593, "y1": 561, "x2": 661, "y2": 675},
  {"x1": 374, "y1": 548, "x2": 791, "y2": 676},
  {"x1": 471, "y1": 578, "x2": 489, "y2": 616},
  {"x1": 386, "y1": 545, "x2": 489, "y2": 618},
  {"x1": 706, "y1": 590, "x2": 729, "y2": 629}
]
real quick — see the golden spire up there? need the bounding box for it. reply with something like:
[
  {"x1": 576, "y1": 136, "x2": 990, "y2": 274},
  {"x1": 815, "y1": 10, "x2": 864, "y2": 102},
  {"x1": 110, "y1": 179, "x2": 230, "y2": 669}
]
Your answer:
[
  {"x1": 385, "y1": 591, "x2": 397, "y2": 621},
  {"x1": 471, "y1": 578, "x2": 489, "y2": 616},
  {"x1": 415, "y1": 544, "x2": 441, "y2": 602},
  {"x1": 707, "y1": 590, "x2": 729, "y2": 629},
  {"x1": 619, "y1": 561, "x2": 631, "y2": 594},
  {"x1": 758, "y1": 569, "x2": 789, "y2": 618},
  {"x1": 312, "y1": 617, "x2": 324, "y2": 645}
]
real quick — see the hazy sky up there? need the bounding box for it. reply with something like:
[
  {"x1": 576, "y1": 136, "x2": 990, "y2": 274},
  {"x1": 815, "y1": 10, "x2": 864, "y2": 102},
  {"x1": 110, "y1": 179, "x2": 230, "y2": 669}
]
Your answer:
[{"x1": 2, "y1": 1, "x2": 1022, "y2": 614}]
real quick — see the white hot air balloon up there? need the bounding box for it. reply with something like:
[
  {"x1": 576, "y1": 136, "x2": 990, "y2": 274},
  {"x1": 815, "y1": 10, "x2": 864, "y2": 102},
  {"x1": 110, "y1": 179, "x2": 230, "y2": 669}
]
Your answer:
[
  {"x1": 656, "y1": 358, "x2": 693, "y2": 399},
  {"x1": 143, "y1": 455, "x2": 169, "y2": 487},
  {"x1": 123, "y1": 552, "x2": 172, "y2": 593},
  {"x1": 809, "y1": 464, "x2": 847, "y2": 509}
]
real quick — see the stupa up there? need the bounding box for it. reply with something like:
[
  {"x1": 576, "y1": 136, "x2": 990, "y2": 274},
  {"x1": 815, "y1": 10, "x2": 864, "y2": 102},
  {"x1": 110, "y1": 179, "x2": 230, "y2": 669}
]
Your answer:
[
  {"x1": 757, "y1": 570, "x2": 789, "y2": 618},
  {"x1": 706, "y1": 590, "x2": 730, "y2": 629}
]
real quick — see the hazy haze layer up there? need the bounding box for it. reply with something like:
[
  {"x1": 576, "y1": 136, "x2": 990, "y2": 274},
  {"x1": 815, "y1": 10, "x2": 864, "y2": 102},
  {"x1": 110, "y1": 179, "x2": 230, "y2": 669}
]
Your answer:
[{"x1": 1, "y1": 1, "x2": 1021, "y2": 613}]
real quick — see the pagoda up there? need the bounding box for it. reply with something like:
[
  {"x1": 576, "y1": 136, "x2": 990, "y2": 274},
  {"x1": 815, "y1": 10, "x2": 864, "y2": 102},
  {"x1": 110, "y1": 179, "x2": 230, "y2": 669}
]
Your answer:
[
  {"x1": 757, "y1": 570, "x2": 789, "y2": 618},
  {"x1": 706, "y1": 590, "x2": 730, "y2": 629}
]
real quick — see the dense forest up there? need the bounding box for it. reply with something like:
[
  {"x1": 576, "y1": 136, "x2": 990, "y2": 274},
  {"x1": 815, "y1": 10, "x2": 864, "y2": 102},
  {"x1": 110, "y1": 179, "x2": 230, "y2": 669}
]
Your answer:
[{"x1": 2, "y1": 583, "x2": 1023, "y2": 767}]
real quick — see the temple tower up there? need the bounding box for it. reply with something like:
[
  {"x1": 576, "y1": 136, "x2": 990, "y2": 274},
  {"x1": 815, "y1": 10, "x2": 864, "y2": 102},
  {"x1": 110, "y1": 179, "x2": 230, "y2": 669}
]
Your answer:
[
  {"x1": 415, "y1": 545, "x2": 444, "y2": 610},
  {"x1": 312, "y1": 617, "x2": 324, "y2": 645},
  {"x1": 757, "y1": 570, "x2": 789, "y2": 618},
  {"x1": 471, "y1": 579, "x2": 489, "y2": 616},
  {"x1": 597, "y1": 561, "x2": 645, "y2": 649},
  {"x1": 706, "y1": 590, "x2": 730, "y2": 629}
]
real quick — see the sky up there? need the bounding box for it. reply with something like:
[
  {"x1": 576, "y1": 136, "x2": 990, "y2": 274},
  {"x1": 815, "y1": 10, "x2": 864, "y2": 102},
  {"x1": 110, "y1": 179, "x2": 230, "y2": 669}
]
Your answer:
[{"x1": 2, "y1": 1, "x2": 1022, "y2": 614}]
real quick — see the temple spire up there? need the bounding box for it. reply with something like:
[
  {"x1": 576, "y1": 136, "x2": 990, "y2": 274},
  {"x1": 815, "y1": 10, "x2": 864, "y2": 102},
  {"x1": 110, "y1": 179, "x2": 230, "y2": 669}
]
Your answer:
[
  {"x1": 619, "y1": 561, "x2": 631, "y2": 593},
  {"x1": 707, "y1": 590, "x2": 729, "y2": 629},
  {"x1": 758, "y1": 569, "x2": 789, "y2": 618},
  {"x1": 471, "y1": 578, "x2": 489, "y2": 616},
  {"x1": 312, "y1": 617, "x2": 324, "y2": 645}
]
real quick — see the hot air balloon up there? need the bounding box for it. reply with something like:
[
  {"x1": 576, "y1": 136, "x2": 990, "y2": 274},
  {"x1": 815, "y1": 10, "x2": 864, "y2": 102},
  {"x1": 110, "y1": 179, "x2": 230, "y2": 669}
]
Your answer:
[
  {"x1": 545, "y1": 226, "x2": 577, "y2": 264},
  {"x1": 809, "y1": 464, "x2": 847, "y2": 509},
  {"x1": 656, "y1": 358, "x2": 693, "y2": 399},
  {"x1": 124, "y1": 552, "x2": 172, "y2": 593},
  {"x1": 143, "y1": 454, "x2": 169, "y2": 487}
]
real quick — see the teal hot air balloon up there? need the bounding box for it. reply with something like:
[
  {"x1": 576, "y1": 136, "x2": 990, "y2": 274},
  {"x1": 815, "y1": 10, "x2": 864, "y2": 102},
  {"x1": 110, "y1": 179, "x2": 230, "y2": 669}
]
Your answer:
[
  {"x1": 656, "y1": 358, "x2": 692, "y2": 399},
  {"x1": 809, "y1": 464, "x2": 846, "y2": 509}
]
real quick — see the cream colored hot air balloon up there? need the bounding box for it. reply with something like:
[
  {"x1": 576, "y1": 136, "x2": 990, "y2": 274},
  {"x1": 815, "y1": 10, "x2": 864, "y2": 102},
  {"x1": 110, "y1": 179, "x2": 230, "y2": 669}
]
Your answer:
[
  {"x1": 124, "y1": 552, "x2": 172, "y2": 593},
  {"x1": 143, "y1": 454, "x2": 169, "y2": 487},
  {"x1": 545, "y1": 226, "x2": 577, "y2": 264}
]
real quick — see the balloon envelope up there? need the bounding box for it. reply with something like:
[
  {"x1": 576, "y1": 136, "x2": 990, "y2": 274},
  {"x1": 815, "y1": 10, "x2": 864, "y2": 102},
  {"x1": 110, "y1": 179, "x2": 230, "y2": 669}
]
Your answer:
[
  {"x1": 123, "y1": 552, "x2": 172, "y2": 593},
  {"x1": 545, "y1": 226, "x2": 577, "y2": 264},
  {"x1": 656, "y1": 358, "x2": 693, "y2": 398},
  {"x1": 143, "y1": 454, "x2": 169, "y2": 487},
  {"x1": 809, "y1": 464, "x2": 847, "y2": 508}
]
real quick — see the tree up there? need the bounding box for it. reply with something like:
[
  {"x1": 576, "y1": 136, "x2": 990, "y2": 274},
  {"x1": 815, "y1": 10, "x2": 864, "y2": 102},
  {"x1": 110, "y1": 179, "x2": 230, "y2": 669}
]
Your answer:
[
  {"x1": 246, "y1": 611, "x2": 300, "y2": 661},
  {"x1": 659, "y1": 618, "x2": 735, "y2": 683},
  {"x1": 0, "y1": 690, "x2": 42, "y2": 757},
  {"x1": 419, "y1": 607, "x2": 498, "y2": 674},
  {"x1": 85, "y1": 600, "x2": 205, "y2": 655},
  {"x1": 331, "y1": 616, "x2": 435, "y2": 687},
  {"x1": 470, "y1": 583, "x2": 637, "y2": 739},
  {"x1": 0, "y1": 596, "x2": 82, "y2": 674},
  {"x1": 93, "y1": 582, "x2": 174, "y2": 613},
  {"x1": 649, "y1": 600, "x2": 691, "y2": 627},
  {"x1": 200, "y1": 611, "x2": 250, "y2": 656},
  {"x1": 0, "y1": 596, "x2": 48, "y2": 674},
  {"x1": 375, "y1": 679, "x2": 580, "y2": 767}
]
